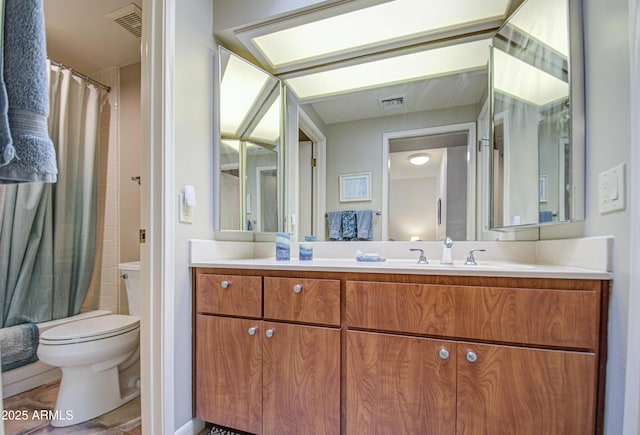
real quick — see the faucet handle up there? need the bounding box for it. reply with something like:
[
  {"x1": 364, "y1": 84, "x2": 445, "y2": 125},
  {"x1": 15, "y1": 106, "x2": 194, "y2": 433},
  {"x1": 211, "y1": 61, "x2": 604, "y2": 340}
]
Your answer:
[
  {"x1": 410, "y1": 248, "x2": 428, "y2": 264},
  {"x1": 465, "y1": 249, "x2": 486, "y2": 265},
  {"x1": 444, "y1": 237, "x2": 453, "y2": 248}
]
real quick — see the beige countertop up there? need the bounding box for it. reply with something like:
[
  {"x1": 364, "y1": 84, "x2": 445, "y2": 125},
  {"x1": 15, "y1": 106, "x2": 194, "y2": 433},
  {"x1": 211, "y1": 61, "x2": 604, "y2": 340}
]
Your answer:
[{"x1": 190, "y1": 257, "x2": 612, "y2": 280}]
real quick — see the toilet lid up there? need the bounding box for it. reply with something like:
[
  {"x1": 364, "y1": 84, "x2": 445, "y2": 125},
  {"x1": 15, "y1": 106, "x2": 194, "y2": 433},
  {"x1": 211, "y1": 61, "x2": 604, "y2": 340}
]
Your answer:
[{"x1": 40, "y1": 314, "x2": 140, "y2": 345}]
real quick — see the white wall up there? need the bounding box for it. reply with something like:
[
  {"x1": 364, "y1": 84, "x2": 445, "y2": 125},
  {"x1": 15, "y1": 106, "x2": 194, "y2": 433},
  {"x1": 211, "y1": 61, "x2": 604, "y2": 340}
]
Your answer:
[
  {"x1": 583, "y1": 0, "x2": 633, "y2": 433},
  {"x1": 173, "y1": 0, "x2": 215, "y2": 430}
]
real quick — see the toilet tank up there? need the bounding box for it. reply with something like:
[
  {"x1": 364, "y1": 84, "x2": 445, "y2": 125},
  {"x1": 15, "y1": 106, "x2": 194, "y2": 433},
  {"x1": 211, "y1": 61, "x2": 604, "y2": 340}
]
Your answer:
[{"x1": 118, "y1": 261, "x2": 141, "y2": 316}]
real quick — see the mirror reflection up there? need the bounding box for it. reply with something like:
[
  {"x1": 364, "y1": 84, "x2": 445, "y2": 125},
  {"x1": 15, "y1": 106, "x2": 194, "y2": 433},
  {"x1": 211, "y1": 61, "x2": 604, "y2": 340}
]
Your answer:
[
  {"x1": 213, "y1": 0, "x2": 583, "y2": 241},
  {"x1": 218, "y1": 47, "x2": 282, "y2": 232},
  {"x1": 490, "y1": 0, "x2": 578, "y2": 229}
]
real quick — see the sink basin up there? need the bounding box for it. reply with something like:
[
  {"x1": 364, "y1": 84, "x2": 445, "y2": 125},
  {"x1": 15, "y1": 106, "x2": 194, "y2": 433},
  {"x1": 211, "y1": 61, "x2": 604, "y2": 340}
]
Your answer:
[{"x1": 381, "y1": 259, "x2": 536, "y2": 270}]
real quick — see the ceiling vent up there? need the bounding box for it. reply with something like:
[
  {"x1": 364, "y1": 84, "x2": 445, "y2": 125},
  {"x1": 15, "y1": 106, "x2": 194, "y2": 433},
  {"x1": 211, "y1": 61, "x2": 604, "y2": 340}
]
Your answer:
[
  {"x1": 379, "y1": 96, "x2": 407, "y2": 111},
  {"x1": 106, "y1": 4, "x2": 142, "y2": 39}
]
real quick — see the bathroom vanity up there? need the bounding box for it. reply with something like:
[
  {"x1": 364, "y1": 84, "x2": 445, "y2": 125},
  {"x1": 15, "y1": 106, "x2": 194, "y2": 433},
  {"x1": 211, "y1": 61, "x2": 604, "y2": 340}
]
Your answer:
[{"x1": 192, "y1": 260, "x2": 609, "y2": 435}]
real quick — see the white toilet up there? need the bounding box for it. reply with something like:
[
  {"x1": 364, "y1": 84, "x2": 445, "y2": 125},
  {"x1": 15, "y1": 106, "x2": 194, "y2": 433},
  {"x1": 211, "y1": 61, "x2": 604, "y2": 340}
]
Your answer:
[{"x1": 37, "y1": 261, "x2": 142, "y2": 427}]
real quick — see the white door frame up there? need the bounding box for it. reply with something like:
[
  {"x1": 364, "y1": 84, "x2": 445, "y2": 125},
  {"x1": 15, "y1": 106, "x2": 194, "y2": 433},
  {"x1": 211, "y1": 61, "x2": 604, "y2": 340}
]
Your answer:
[
  {"x1": 382, "y1": 122, "x2": 477, "y2": 241},
  {"x1": 140, "y1": 0, "x2": 175, "y2": 433},
  {"x1": 297, "y1": 108, "x2": 327, "y2": 240}
]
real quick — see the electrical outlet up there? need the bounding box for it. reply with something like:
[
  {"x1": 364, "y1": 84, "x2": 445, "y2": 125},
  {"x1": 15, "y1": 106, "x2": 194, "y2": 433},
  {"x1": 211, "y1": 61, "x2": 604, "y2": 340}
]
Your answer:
[{"x1": 179, "y1": 193, "x2": 193, "y2": 223}]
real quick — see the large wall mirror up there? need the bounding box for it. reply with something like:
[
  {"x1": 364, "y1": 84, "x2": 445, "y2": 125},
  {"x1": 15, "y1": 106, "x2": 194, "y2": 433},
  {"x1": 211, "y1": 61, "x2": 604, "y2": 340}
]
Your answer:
[
  {"x1": 490, "y1": 0, "x2": 584, "y2": 230},
  {"x1": 217, "y1": 47, "x2": 283, "y2": 234},
  {"x1": 213, "y1": 0, "x2": 584, "y2": 241}
]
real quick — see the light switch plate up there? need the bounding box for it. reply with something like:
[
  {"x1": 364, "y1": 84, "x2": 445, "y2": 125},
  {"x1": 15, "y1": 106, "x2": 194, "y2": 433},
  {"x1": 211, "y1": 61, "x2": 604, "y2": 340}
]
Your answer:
[{"x1": 598, "y1": 163, "x2": 625, "y2": 214}]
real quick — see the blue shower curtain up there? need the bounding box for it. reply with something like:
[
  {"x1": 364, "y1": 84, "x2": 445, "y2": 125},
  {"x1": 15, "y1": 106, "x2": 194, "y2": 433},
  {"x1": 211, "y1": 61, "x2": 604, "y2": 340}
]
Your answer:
[{"x1": 0, "y1": 66, "x2": 103, "y2": 328}]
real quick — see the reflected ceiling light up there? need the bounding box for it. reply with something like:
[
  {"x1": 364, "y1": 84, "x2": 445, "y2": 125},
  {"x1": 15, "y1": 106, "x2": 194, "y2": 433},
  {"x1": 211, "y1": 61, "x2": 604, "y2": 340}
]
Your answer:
[
  {"x1": 409, "y1": 153, "x2": 430, "y2": 166},
  {"x1": 251, "y1": 0, "x2": 510, "y2": 68},
  {"x1": 220, "y1": 55, "x2": 271, "y2": 135},
  {"x1": 493, "y1": 49, "x2": 568, "y2": 106},
  {"x1": 285, "y1": 38, "x2": 491, "y2": 100},
  {"x1": 247, "y1": 96, "x2": 281, "y2": 143}
]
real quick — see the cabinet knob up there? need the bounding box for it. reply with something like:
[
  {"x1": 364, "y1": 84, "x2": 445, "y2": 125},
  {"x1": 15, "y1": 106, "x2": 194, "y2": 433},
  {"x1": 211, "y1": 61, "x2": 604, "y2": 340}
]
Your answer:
[
  {"x1": 466, "y1": 351, "x2": 478, "y2": 363},
  {"x1": 265, "y1": 329, "x2": 275, "y2": 338},
  {"x1": 293, "y1": 284, "x2": 303, "y2": 294},
  {"x1": 221, "y1": 280, "x2": 231, "y2": 289},
  {"x1": 439, "y1": 348, "x2": 450, "y2": 360},
  {"x1": 247, "y1": 326, "x2": 258, "y2": 336}
]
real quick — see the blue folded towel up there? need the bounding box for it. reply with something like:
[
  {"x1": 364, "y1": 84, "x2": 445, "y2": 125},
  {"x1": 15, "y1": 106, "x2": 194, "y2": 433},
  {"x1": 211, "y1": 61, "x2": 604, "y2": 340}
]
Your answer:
[
  {"x1": 342, "y1": 210, "x2": 357, "y2": 240},
  {"x1": 0, "y1": 0, "x2": 57, "y2": 183},
  {"x1": 327, "y1": 211, "x2": 343, "y2": 240},
  {"x1": 539, "y1": 210, "x2": 553, "y2": 223},
  {"x1": 0, "y1": 323, "x2": 39, "y2": 372},
  {"x1": 356, "y1": 210, "x2": 373, "y2": 240},
  {"x1": 0, "y1": 0, "x2": 14, "y2": 167}
]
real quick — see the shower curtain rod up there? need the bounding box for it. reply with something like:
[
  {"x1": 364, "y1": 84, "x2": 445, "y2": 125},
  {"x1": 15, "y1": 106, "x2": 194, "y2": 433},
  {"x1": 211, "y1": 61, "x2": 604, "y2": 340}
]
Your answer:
[{"x1": 47, "y1": 58, "x2": 111, "y2": 93}]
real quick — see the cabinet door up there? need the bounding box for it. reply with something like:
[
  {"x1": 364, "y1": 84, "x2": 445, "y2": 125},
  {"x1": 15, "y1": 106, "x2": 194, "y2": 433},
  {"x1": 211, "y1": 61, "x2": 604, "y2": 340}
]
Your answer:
[
  {"x1": 457, "y1": 343, "x2": 596, "y2": 435},
  {"x1": 195, "y1": 315, "x2": 263, "y2": 434},
  {"x1": 346, "y1": 331, "x2": 456, "y2": 435},
  {"x1": 262, "y1": 322, "x2": 340, "y2": 435}
]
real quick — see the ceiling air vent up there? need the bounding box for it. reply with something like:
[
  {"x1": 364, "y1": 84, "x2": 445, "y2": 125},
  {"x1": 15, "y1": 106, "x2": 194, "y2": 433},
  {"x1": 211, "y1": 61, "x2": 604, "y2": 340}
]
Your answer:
[
  {"x1": 379, "y1": 95, "x2": 407, "y2": 111},
  {"x1": 106, "y1": 4, "x2": 142, "y2": 39}
]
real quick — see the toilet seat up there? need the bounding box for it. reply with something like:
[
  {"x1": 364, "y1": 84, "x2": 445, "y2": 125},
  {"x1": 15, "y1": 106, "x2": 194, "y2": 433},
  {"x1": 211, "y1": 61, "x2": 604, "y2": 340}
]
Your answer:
[{"x1": 40, "y1": 315, "x2": 140, "y2": 345}]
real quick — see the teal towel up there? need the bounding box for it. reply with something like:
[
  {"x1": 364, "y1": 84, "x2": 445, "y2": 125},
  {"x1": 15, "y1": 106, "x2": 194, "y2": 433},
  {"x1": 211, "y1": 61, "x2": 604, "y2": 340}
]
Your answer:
[
  {"x1": 0, "y1": 0, "x2": 15, "y2": 166},
  {"x1": 0, "y1": 323, "x2": 39, "y2": 372},
  {"x1": 0, "y1": 0, "x2": 57, "y2": 183}
]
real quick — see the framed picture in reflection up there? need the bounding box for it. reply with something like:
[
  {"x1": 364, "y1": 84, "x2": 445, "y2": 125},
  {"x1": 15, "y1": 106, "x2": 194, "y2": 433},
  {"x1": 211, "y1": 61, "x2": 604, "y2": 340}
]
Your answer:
[{"x1": 339, "y1": 172, "x2": 372, "y2": 202}]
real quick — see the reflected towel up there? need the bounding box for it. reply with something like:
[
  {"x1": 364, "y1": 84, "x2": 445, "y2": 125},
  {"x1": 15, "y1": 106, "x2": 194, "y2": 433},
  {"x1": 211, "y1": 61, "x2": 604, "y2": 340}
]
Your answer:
[
  {"x1": 342, "y1": 210, "x2": 357, "y2": 240},
  {"x1": 0, "y1": 0, "x2": 57, "y2": 183},
  {"x1": 539, "y1": 211, "x2": 553, "y2": 223},
  {"x1": 327, "y1": 211, "x2": 343, "y2": 240},
  {"x1": 356, "y1": 210, "x2": 373, "y2": 240},
  {"x1": 0, "y1": 323, "x2": 39, "y2": 372}
]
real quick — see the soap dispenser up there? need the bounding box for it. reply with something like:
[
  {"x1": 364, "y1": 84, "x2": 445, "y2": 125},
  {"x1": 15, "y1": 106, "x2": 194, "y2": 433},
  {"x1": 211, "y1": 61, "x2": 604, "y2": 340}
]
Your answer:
[{"x1": 441, "y1": 237, "x2": 453, "y2": 264}]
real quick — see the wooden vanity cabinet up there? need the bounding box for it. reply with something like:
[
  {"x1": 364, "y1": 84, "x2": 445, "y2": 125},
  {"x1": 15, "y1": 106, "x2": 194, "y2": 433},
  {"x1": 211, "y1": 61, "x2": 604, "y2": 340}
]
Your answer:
[
  {"x1": 193, "y1": 270, "x2": 341, "y2": 435},
  {"x1": 194, "y1": 269, "x2": 608, "y2": 435}
]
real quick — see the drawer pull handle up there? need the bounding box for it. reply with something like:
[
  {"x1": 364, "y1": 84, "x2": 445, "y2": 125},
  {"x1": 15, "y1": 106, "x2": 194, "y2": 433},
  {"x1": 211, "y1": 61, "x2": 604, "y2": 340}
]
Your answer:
[
  {"x1": 221, "y1": 280, "x2": 231, "y2": 289},
  {"x1": 466, "y1": 351, "x2": 478, "y2": 363},
  {"x1": 439, "y1": 348, "x2": 450, "y2": 360},
  {"x1": 293, "y1": 284, "x2": 303, "y2": 294},
  {"x1": 265, "y1": 329, "x2": 275, "y2": 338},
  {"x1": 247, "y1": 326, "x2": 258, "y2": 336}
]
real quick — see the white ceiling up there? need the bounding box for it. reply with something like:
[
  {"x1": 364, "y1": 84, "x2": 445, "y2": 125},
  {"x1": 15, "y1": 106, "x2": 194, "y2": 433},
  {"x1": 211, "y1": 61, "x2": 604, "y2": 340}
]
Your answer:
[{"x1": 44, "y1": 0, "x2": 142, "y2": 77}]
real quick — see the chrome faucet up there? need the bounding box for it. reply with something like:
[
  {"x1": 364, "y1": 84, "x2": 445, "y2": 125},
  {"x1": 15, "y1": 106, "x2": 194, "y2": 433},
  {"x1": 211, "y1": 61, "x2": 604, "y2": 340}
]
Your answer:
[
  {"x1": 410, "y1": 248, "x2": 428, "y2": 264},
  {"x1": 465, "y1": 249, "x2": 486, "y2": 265}
]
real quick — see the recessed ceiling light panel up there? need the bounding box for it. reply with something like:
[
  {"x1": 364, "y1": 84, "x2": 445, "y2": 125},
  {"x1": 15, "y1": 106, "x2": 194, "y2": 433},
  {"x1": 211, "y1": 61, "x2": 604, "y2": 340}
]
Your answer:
[{"x1": 251, "y1": 0, "x2": 510, "y2": 69}]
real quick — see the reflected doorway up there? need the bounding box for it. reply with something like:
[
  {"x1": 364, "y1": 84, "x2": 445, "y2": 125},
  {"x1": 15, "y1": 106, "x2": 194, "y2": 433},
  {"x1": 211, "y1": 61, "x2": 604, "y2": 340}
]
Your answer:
[{"x1": 382, "y1": 122, "x2": 477, "y2": 241}]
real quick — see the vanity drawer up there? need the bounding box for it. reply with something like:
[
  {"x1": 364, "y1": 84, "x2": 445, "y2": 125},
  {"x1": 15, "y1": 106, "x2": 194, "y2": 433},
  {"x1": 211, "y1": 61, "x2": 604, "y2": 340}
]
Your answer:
[
  {"x1": 455, "y1": 286, "x2": 600, "y2": 350},
  {"x1": 345, "y1": 281, "x2": 455, "y2": 336},
  {"x1": 196, "y1": 273, "x2": 262, "y2": 317},
  {"x1": 264, "y1": 277, "x2": 340, "y2": 326}
]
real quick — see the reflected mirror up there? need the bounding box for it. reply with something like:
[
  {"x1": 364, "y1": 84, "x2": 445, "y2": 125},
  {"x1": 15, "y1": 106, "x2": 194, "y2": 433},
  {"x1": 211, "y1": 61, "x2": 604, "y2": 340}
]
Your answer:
[
  {"x1": 217, "y1": 47, "x2": 283, "y2": 233},
  {"x1": 490, "y1": 0, "x2": 584, "y2": 229}
]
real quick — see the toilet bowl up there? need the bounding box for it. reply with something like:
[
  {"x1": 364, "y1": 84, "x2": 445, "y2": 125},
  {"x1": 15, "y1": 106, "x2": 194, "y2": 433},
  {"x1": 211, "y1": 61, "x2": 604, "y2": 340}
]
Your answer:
[{"x1": 37, "y1": 261, "x2": 142, "y2": 427}]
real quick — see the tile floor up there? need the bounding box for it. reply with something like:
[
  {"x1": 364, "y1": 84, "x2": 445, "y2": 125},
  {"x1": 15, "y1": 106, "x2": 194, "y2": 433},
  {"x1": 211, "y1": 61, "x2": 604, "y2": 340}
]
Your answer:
[{"x1": 3, "y1": 381, "x2": 141, "y2": 434}]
